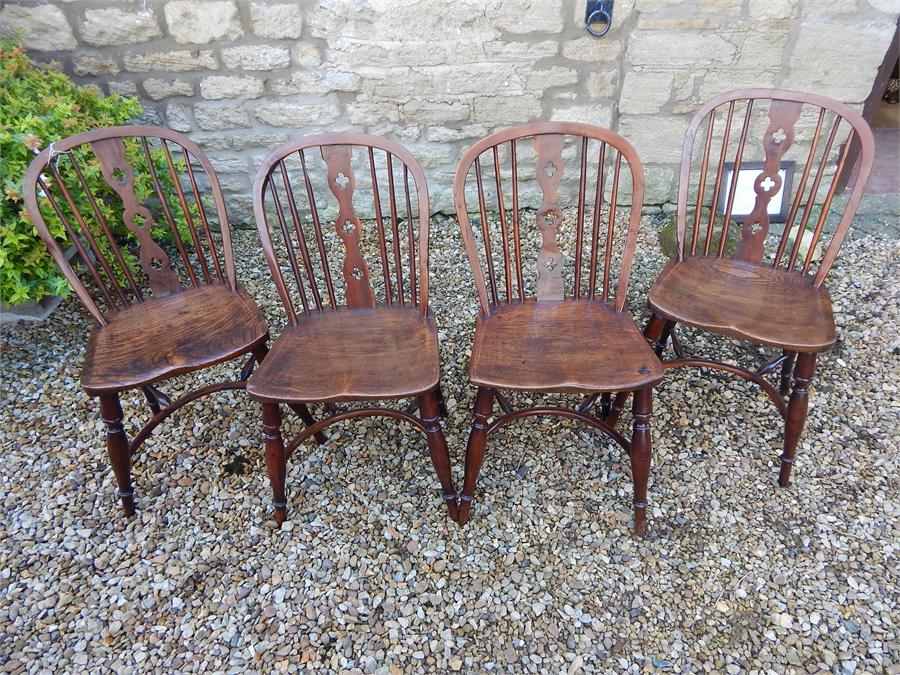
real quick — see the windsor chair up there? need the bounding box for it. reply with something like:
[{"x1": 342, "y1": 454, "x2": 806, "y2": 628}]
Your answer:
[
  {"x1": 604, "y1": 89, "x2": 875, "y2": 492},
  {"x1": 247, "y1": 133, "x2": 458, "y2": 525},
  {"x1": 23, "y1": 126, "x2": 323, "y2": 517},
  {"x1": 453, "y1": 123, "x2": 664, "y2": 534}
]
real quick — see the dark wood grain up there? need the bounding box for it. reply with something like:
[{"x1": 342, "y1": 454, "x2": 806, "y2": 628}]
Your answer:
[
  {"x1": 453, "y1": 122, "x2": 659, "y2": 533},
  {"x1": 648, "y1": 256, "x2": 836, "y2": 352},
  {"x1": 250, "y1": 133, "x2": 455, "y2": 524}
]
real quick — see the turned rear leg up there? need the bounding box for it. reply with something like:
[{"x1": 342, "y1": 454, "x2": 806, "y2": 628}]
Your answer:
[{"x1": 630, "y1": 388, "x2": 653, "y2": 536}]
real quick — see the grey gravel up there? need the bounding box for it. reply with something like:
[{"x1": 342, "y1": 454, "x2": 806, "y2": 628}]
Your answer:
[{"x1": 0, "y1": 217, "x2": 898, "y2": 673}]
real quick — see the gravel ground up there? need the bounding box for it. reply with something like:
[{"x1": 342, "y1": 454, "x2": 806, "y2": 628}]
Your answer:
[{"x1": 1, "y1": 217, "x2": 898, "y2": 674}]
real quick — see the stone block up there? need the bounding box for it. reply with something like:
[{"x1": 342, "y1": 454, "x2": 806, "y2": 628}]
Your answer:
[
  {"x1": 221, "y1": 45, "x2": 291, "y2": 71},
  {"x1": 643, "y1": 165, "x2": 677, "y2": 204},
  {"x1": 562, "y1": 36, "x2": 624, "y2": 62},
  {"x1": 164, "y1": 1, "x2": 243, "y2": 44},
  {"x1": 627, "y1": 30, "x2": 736, "y2": 67},
  {"x1": 0, "y1": 4, "x2": 76, "y2": 51},
  {"x1": 249, "y1": 2, "x2": 304, "y2": 39},
  {"x1": 193, "y1": 103, "x2": 252, "y2": 130},
  {"x1": 108, "y1": 81, "x2": 139, "y2": 96},
  {"x1": 72, "y1": 53, "x2": 120, "y2": 76},
  {"x1": 784, "y1": 18, "x2": 896, "y2": 102},
  {"x1": 142, "y1": 79, "x2": 194, "y2": 100},
  {"x1": 586, "y1": 66, "x2": 622, "y2": 96},
  {"x1": 527, "y1": 67, "x2": 581, "y2": 92},
  {"x1": 165, "y1": 103, "x2": 193, "y2": 132},
  {"x1": 123, "y1": 50, "x2": 218, "y2": 72},
  {"x1": 295, "y1": 44, "x2": 322, "y2": 68},
  {"x1": 490, "y1": 1, "x2": 565, "y2": 34},
  {"x1": 79, "y1": 8, "x2": 162, "y2": 46},
  {"x1": 426, "y1": 124, "x2": 490, "y2": 143},
  {"x1": 620, "y1": 71, "x2": 675, "y2": 114},
  {"x1": 200, "y1": 76, "x2": 265, "y2": 100},
  {"x1": 400, "y1": 98, "x2": 471, "y2": 125},
  {"x1": 231, "y1": 131, "x2": 290, "y2": 150},
  {"x1": 549, "y1": 103, "x2": 615, "y2": 128},
  {"x1": 347, "y1": 100, "x2": 401, "y2": 125},
  {"x1": 271, "y1": 70, "x2": 362, "y2": 96},
  {"x1": 618, "y1": 115, "x2": 691, "y2": 163},
  {"x1": 472, "y1": 95, "x2": 542, "y2": 124},
  {"x1": 747, "y1": 0, "x2": 799, "y2": 19},
  {"x1": 255, "y1": 101, "x2": 341, "y2": 127}
]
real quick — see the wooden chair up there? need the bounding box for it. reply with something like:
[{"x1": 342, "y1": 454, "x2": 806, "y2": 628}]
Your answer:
[
  {"x1": 247, "y1": 133, "x2": 458, "y2": 525},
  {"x1": 23, "y1": 125, "x2": 323, "y2": 517},
  {"x1": 452, "y1": 123, "x2": 665, "y2": 534},
  {"x1": 605, "y1": 89, "x2": 875, "y2": 492}
]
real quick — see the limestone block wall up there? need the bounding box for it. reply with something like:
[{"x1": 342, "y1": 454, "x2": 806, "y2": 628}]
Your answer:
[{"x1": 2, "y1": 0, "x2": 896, "y2": 221}]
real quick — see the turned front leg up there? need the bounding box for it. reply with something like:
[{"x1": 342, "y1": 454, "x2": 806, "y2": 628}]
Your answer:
[
  {"x1": 630, "y1": 388, "x2": 653, "y2": 536},
  {"x1": 779, "y1": 352, "x2": 816, "y2": 487},
  {"x1": 418, "y1": 390, "x2": 459, "y2": 522},
  {"x1": 262, "y1": 402, "x2": 288, "y2": 525},
  {"x1": 99, "y1": 393, "x2": 136, "y2": 517},
  {"x1": 458, "y1": 387, "x2": 494, "y2": 526}
]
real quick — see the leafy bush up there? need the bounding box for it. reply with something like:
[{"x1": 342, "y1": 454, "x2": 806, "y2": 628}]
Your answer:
[{"x1": 0, "y1": 37, "x2": 144, "y2": 305}]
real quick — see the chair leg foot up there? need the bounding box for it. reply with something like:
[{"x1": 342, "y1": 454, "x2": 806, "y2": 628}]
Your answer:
[
  {"x1": 458, "y1": 387, "x2": 493, "y2": 526},
  {"x1": 630, "y1": 388, "x2": 653, "y2": 536},
  {"x1": 418, "y1": 390, "x2": 459, "y2": 522},
  {"x1": 779, "y1": 352, "x2": 816, "y2": 487},
  {"x1": 262, "y1": 403, "x2": 289, "y2": 524},
  {"x1": 99, "y1": 393, "x2": 136, "y2": 517}
]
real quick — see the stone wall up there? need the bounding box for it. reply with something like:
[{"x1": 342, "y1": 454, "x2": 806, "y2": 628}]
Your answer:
[{"x1": 2, "y1": 0, "x2": 897, "y2": 221}]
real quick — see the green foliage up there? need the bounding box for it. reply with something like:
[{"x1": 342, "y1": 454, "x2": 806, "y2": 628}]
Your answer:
[
  {"x1": 1, "y1": 36, "x2": 198, "y2": 307},
  {"x1": 657, "y1": 211, "x2": 740, "y2": 258}
]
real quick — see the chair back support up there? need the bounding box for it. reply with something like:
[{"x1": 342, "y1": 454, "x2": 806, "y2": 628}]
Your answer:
[
  {"x1": 675, "y1": 89, "x2": 875, "y2": 286},
  {"x1": 252, "y1": 133, "x2": 431, "y2": 325},
  {"x1": 453, "y1": 123, "x2": 644, "y2": 315},
  {"x1": 23, "y1": 125, "x2": 236, "y2": 326}
]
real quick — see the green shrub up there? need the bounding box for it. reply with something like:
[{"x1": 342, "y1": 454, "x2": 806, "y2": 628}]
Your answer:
[{"x1": 0, "y1": 37, "x2": 146, "y2": 305}]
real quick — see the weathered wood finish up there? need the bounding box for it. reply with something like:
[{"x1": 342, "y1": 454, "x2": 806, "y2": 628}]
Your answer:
[
  {"x1": 453, "y1": 122, "x2": 661, "y2": 533},
  {"x1": 249, "y1": 133, "x2": 456, "y2": 524},
  {"x1": 610, "y1": 89, "x2": 875, "y2": 499},
  {"x1": 23, "y1": 125, "x2": 296, "y2": 518}
]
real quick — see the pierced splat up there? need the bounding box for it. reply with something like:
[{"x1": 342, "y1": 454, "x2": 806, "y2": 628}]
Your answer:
[
  {"x1": 320, "y1": 145, "x2": 376, "y2": 309},
  {"x1": 90, "y1": 137, "x2": 181, "y2": 296},
  {"x1": 734, "y1": 100, "x2": 802, "y2": 264},
  {"x1": 533, "y1": 134, "x2": 565, "y2": 301}
]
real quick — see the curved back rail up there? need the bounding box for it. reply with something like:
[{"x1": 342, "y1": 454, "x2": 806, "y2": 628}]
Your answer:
[
  {"x1": 674, "y1": 89, "x2": 875, "y2": 286},
  {"x1": 453, "y1": 122, "x2": 645, "y2": 315},
  {"x1": 23, "y1": 125, "x2": 236, "y2": 326},
  {"x1": 252, "y1": 133, "x2": 431, "y2": 324}
]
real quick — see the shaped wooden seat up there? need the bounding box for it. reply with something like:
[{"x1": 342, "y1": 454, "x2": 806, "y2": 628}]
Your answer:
[
  {"x1": 470, "y1": 300, "x2": 664, "y2": 393},
  {"x1": 453, "y1": 122, "x2": 662, "y2": 534},
  {"x1": 248, "y1": 133, "x2": 457, "y2": 525},
  {"x1": 82, "y1": 284, "x2": 267, "y2": 395},
  {"x1": 247, "y1": 306, "x2": 439, "y2": 403},
  {"x1": 648, "y1": 256, "x2": 835, "y2": 352},
  {"x1": 605, "y1": 89, "x2": 875, "y2": 497},
  {"x1": 23, "y1": 126, "x2": 321, "y2": 518}
]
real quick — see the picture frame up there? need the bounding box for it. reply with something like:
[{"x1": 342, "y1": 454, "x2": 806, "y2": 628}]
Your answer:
[{"x1": 716, "y1": 161, "x2": 795, "y2": 223}]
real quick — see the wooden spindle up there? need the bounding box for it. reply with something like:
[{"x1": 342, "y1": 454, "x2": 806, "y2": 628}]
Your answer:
[
  {"x1": 510, "y1": 140, "x2": 524, "y2": 300},
  {"x1": 161, "y1": 140, "x2": 212, "y2": 284},
  {"x1": 279, "y1": 160, "x2": 322, "y2": 311},
  {"x1": 369, "y1": 147, "x2": 393, "y2": 304},
  {"x1": 299, "y1": 149, "x2": 337, "y2": 308},
  {"x1": 474, "y1": 157, "x2": 497, "y2": 305},
  {"x1": 802, "y1": 127, "x2": 852, "y2": 274},
  {"x1": 774, "y1": 107, "x2": 826, "y2": 268},
  {"x1": 180, "y1": 146, "x2": 223, "y2": 281},
  {"x1": 403, "y1": 164, "x2": 418, "y2": 306},
  {"x1": 68, "y1": 152, "x2": 143, "y2": 299},
  {"x1": 574, "y1": 137, "x2": 588, "y2": 299},
  {"x1": 589, "y1": 142, "x2": 607, "y2": 299},
  {"x1": 719, "y1": 99, "x2": 754, "y2": 256},
  {"x1": 691, "y1": 111, "x2": 716, "y2": 256},
  {"x1": 386, "y1": 153, "x2": 405, "y2": 305},
  {"x1": 706, "y1": 101, "x2": 735, "y2": 255},
  {"x1": 139, "y1": 138, "x2": 197, "y2": 286},
  {"x1": 602, "y1": 151, "x2": 622, "y2": 302},
  {"x1": 787, "y1": 116, "x2": 840, "y2": 271},
  {"x1": 492, "y1": 146, "x2": 512, "y2": 301},
  {"x1": 269, "y1": 174, "x2": 310, "y2": 313}
]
